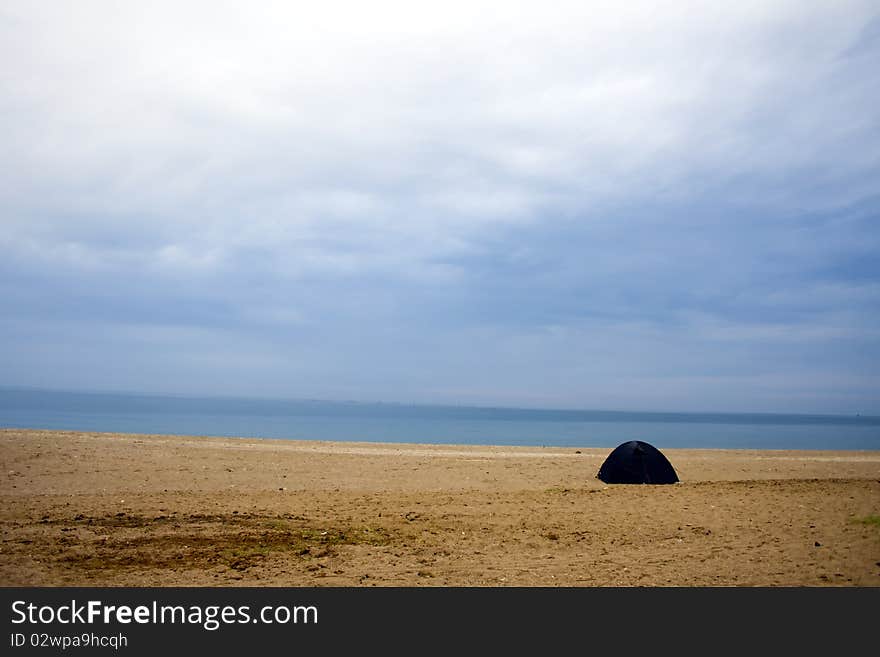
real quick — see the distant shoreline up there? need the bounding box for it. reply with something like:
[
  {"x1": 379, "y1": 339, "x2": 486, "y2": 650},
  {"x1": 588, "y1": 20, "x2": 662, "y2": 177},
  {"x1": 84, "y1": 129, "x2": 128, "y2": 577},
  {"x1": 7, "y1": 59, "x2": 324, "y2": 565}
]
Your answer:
[
  {"x1": 3, "y1": 388, "x2": 879, "y2": 451},
  {"x1": 4, "y1": 426, "x2": 880, "y2": 455},
  {"x1": 0, "y1": 425, "x2": 880, "y2": 456}
]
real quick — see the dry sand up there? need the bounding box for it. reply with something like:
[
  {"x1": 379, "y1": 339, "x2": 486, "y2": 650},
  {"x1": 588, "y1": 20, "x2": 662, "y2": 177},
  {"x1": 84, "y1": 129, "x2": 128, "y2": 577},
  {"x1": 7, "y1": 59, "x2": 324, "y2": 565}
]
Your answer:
[{"x1": 1, "y1": 428, "x2": 878, "y2": 586}]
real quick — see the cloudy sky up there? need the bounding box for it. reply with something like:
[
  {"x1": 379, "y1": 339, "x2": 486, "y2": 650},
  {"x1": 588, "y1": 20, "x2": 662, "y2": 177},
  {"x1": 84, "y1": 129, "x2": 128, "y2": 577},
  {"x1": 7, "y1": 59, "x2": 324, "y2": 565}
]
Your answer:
[{"x1": 2, "y1": 1, "x2": 879, "y2": 414}]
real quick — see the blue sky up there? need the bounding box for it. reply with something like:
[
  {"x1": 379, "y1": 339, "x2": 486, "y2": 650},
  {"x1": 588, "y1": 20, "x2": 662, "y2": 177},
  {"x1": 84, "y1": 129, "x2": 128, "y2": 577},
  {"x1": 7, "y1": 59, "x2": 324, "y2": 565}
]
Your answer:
[{"x1": 2, "y1": 1, "x2": 879, "y2": 414}]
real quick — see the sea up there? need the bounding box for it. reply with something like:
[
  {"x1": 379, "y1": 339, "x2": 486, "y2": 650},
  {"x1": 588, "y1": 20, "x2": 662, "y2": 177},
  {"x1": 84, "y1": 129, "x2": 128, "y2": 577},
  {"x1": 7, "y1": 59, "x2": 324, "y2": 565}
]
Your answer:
[{"x1": 1, "y1": 388, "x2": 878, "y2": 451}]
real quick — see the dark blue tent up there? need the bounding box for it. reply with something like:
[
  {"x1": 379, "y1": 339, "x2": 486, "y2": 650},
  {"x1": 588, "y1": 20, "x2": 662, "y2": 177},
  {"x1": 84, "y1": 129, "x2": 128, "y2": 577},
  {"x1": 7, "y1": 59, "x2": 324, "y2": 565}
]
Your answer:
[{"x1": 597, "y1": 440, "x2": 678, "y2": 484}]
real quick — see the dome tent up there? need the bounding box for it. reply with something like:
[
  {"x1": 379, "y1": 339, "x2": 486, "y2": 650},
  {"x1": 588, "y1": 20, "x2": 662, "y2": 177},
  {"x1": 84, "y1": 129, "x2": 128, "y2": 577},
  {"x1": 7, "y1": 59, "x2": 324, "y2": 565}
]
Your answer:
[{"x1": 597, "y1": 440, "x2": 678, "y2": 484}]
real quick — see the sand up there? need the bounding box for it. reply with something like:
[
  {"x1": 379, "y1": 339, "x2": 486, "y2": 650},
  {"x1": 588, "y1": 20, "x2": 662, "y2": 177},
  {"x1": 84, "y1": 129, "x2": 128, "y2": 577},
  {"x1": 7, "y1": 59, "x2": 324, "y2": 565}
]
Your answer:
[{"x1": 1, "y1": 428, "x2": 878, "y2": 586}]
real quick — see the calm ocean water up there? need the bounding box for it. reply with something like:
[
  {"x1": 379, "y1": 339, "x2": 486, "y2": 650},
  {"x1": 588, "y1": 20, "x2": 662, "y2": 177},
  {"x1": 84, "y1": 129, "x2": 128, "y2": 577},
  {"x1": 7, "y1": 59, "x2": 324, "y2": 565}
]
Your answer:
[{"x1": 1, "y1": 388, "x2": 878, "y2": 450}]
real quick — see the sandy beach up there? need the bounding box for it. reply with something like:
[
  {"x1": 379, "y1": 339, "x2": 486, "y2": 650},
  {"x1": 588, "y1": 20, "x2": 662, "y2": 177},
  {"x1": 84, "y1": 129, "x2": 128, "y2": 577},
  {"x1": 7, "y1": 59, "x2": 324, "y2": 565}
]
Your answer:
[{"x1": 1, "y1": 428, "x2": 878, "y2": 586}]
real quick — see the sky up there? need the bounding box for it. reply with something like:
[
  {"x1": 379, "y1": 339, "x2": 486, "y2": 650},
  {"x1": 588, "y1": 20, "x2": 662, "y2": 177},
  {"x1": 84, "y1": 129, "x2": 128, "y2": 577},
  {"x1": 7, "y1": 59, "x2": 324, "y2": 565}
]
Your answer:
[{"x1": 1, "y1": 1, "x2": 879, "y2": 414}]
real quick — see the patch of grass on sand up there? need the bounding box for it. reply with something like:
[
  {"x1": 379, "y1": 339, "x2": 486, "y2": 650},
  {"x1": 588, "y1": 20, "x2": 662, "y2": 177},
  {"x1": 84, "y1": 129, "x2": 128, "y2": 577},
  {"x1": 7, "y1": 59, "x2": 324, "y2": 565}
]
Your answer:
[
  {"x1": 53, "y1": 514, "x2": 396, "y2": 574},
  {"x1": 852, "y1": 515, "x2": 880, "y2": 528},
  {"x1": 262, "y1": 519, "x2": 291, "y2": 531},
  {"x1": 217, "y1": 525, "x2": 395, "y2": 570},
  {"x1": 222, "y1": 545, "x2": 271, "y2": 562}
]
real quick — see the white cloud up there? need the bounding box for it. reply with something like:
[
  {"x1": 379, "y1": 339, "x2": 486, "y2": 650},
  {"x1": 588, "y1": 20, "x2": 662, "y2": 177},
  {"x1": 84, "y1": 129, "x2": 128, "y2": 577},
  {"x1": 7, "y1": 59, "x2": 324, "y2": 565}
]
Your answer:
[
  {"x1": 3, "y1": 1, "x2": 876, "y2": 227},
  {"x1": 1, "y1": 1, "x2": 878, "y2": 411}
]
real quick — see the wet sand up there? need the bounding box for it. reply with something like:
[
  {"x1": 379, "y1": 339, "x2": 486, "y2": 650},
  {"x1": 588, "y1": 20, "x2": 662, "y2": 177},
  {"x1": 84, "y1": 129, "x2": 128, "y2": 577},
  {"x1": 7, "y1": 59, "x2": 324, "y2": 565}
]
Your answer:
[{"x1": 2, "y1": 429, "x2": 878, "y2": 586}]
